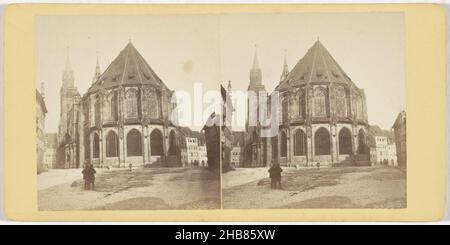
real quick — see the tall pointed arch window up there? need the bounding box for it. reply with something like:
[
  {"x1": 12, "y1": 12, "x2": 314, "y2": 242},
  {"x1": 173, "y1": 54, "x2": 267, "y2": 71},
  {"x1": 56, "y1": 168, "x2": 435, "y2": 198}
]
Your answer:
[
  {"x1": 335, "y1": 86, "x2": 348, "y2": 118},
  {"x1": 294, "y1": 129, "x2": 307, "y2": 156},
  {"x1": 125, "y1": 88, "x2": 139, "y2": 118},
  {"x1": 313, "y1": 87, "x2": 327, "y2": 117},
  {"x1": 143, "y1": 87, "x2": 160, "y2": 118},
  {"x1": 298, "y1": 90, "x2": 305, "y2": 119},
  {"x1": 106, "y1": 131, "x2": 119, "y2": 157},
  {"x1": 107, "y1": 91, "x2": 118, "y2": 122}
]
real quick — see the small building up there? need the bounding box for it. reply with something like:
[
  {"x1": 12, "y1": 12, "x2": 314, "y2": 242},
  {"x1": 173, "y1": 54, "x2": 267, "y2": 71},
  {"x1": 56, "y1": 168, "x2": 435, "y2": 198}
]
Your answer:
[
  {"x1": 179, "y1": 127, "x2": 207, "y2": 167},
  {"x1": 387, "y1": 143, "x2": 398, "y2": 166},
  {"x1": 369, "y1": 135, "x2": 397, "y2": 166},
  {"x1": 231, "y1": 131, "x2": 245, "y2": 167},
  {"x1": 186, "y1": 137, "x2": 200, "y2": 166},
  {"x1": 231, "y1": 144, "x2": 244, "y2": 168},
  {"x1": 392, "y1": 111, "x2": 406, "y2": 169},
  {"x1": 198, "y1": 145, "x2": 208, "y2": 167}
]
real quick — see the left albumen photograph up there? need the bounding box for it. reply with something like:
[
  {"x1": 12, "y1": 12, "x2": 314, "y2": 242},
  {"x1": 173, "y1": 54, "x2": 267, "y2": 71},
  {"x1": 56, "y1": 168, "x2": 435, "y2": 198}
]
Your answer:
[{"x1": 36, "y1": 15, "x2": 222, "y2": 210}]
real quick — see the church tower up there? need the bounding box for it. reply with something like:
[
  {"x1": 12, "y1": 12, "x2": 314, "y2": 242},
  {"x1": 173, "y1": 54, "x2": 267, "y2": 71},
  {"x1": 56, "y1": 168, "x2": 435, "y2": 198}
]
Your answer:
[
  {"x1": 58, "y1": 48, "x2": 80, "y2": 144},
  {"x1": 248, "y1": 46, "x2": 265, "y2": 92},
  {"x1": 247, "y1": 46, "x2": 266, "y2": 128},
  {"x1": 245, "y1": 46, "x2": 268, "y2": 167}
]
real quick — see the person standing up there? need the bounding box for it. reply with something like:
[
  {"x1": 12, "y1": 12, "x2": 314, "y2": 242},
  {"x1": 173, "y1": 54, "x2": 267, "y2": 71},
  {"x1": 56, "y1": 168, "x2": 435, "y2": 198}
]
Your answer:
[
  {"x1": 82, "y1": 165, "x2": 89, "y2": 190},
  {"x1": 88, "y1": 164, "x2": 97, "y2": 190},
  {"x1": 274, "y1": 164, "x2": 283, "y2": 189},
  {"x1": 268, "y1": 163, "x2": 283, "y2": 189},
  {"x1": 268, "y1": 164, "x2": 276, "y2": 189}
]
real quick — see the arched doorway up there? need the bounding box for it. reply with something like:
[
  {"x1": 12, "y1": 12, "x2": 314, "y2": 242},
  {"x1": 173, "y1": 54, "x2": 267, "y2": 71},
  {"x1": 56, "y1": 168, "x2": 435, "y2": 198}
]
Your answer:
[
  {"x1": 314, "y1": 127, "x2": 330, "y2": 155},
  {"x1": 167, "y1": 130, "x2": 179, "y2": 156},
  {"x1": 280, "y1": 131, "x2": 287, "y2": 157},
  {"x1": 106, "y1": 130, "x2": 119, "y2": 157},
  {"x1": 150, "y1": 129, "x2": 164, "y2": 156},
  {"x1": 293, "y1": 129, "x2": 307, "y2": 156},
  {"x1": 357, "y1": 129, "x2": 368, "y2": 154},
  {"x1": 93, "y1": 133, "x2": 100, "y2": 158},
  {"x1": 126, "y1": 129, "x2": 142, "y2": 156},
  {"x1": 338, "y1": 127, "x2": 352, "y2": 154}
]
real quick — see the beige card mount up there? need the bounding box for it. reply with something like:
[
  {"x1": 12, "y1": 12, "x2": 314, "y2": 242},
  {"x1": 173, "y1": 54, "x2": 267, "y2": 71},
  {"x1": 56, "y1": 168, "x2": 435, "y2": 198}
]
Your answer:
[{"x1": 3, "y1": 4, "x2": 447, "y2": 221}]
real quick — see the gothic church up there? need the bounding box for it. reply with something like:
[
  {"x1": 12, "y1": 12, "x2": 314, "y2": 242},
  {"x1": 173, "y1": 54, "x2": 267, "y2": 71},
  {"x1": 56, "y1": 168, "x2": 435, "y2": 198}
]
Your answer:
[{"x1": 244, "y1": 40, "x2": 370, "y2": 167}]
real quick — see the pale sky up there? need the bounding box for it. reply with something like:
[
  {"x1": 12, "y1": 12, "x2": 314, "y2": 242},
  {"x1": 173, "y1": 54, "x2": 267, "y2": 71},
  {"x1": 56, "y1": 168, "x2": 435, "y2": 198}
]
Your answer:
[{"x1": 36, "y1": 13, "x2": 404, "y2": 132}]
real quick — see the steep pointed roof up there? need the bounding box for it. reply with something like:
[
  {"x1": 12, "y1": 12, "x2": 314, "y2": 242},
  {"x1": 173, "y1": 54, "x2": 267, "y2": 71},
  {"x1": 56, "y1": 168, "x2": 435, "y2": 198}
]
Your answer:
[
  {"x1": 88, "y1": 42, "x2": 168, "y2": 93},
  {"x1": 277, "y1": 40, "x2": 355, "y2": 90}
]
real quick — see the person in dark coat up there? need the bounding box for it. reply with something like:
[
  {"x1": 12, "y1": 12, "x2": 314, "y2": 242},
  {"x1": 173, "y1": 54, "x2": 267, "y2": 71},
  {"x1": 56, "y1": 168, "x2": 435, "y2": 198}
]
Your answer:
[
  {"x1": 88, "y1": 164, "x2": 97, "y2": 190},
  {"x1": 82, "y1": 165, "x2": 89, "y2": 190},
  {"x1": 268, "y1": 164, "x2": 275, "y2": 189},
  {"x1": 82, "y1": 164, "x2": 96, "y2": 190},
  {"x1": 268, "y1": 163, "x2": 283, "y2": 189}
]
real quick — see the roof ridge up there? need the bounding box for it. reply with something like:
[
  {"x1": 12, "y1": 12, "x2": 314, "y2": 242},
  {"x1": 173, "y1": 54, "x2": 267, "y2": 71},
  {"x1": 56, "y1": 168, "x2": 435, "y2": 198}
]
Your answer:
[
  {"x1": 120, "y1": 43, "x2": 132, "y2": 86},
  {"x1": 307, "y1": 42, "x2": 319, "y2": 84},
  {"x1": 86, "y1": 42, "x2": 171, "y2": 94},
  {"x1": 277, "y1": 40, "x2": 360, "y2": 91},
  {"x1": 131, "y1": 45, "x2": 144, "y2": 85},
  {"x1": 318, "y1": 42, "x2": 332, "y2": 83}
]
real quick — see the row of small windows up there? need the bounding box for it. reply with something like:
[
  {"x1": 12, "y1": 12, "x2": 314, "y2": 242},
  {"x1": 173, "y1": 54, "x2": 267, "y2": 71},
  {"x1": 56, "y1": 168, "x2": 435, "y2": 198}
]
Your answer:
[
  {"x1": 271, "y1": 127, "x2": 367, "y2": 158},
  {"x1": 92, "y1": 129, "x2": 178, "y2": 158}
]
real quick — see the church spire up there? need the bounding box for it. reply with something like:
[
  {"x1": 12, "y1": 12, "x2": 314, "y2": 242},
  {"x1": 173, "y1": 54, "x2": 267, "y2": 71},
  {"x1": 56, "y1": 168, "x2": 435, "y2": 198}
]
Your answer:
[
  {"x1": 280, "y1": 50, "x2": 289, "y2": 81},
  {"x1": 62, "y1": 46, "x2": 74, "y2": 88},
  {"x1": 249, "y1": 45, "x2": 262, "y2": 89},
  {"x1": 92, "y1": 52, "x2": 102, "y2": 84}
]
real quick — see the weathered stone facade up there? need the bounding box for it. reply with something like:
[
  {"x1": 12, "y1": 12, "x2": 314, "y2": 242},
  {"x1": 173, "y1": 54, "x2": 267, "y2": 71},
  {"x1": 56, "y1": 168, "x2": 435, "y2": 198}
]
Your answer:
[
  {"x1": 57, "y1": 42, "x2": 181, "y2": 169},
  {"x1": 244, "y1": 40, "x2": 370, "y2": 167},
  {"x1": 82, "y1": 42, "x2": 180, "y2": 168}
]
